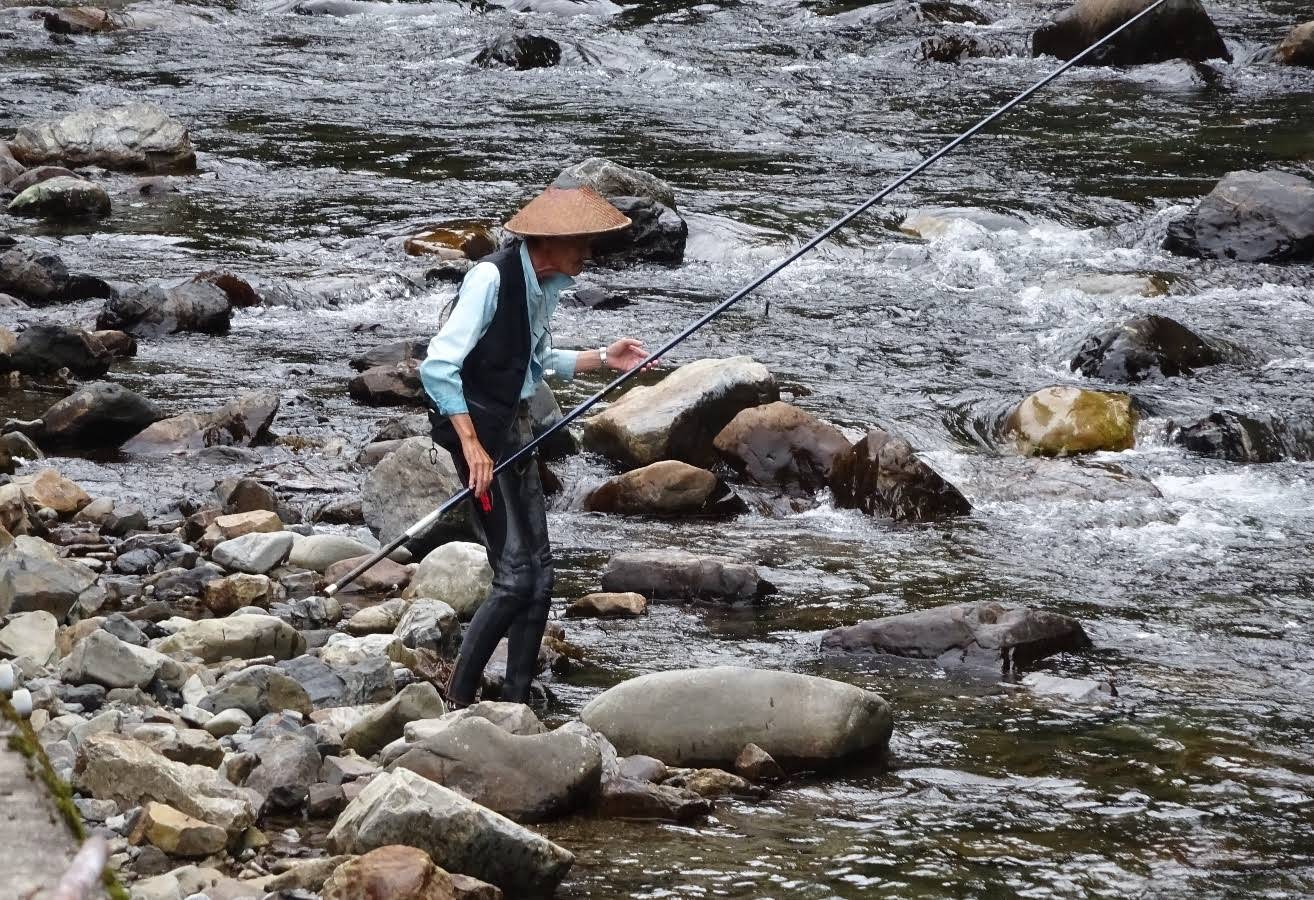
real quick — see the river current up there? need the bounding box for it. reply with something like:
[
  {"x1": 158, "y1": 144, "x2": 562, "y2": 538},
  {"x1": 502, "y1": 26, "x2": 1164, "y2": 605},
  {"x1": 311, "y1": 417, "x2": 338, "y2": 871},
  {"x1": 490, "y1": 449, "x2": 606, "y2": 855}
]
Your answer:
[{"x1": 2, "y1": 0, "x2": 1313, "y2": 896}]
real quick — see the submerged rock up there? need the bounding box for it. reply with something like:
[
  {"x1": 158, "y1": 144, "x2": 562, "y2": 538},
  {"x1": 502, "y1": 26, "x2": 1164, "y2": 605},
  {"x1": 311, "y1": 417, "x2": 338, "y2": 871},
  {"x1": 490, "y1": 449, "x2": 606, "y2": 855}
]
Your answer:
[
  {"x1": 830, "y1": 428, "x2": 972, "y2": 522},
  {"x1": 600, "y1": 549, "x2": 771, "y2": 602},
  {"x1": 0, "y1": 324, "x2": 112, "y2": 376},
  {"x1": 474, "y1": 32, "x2": 562, "y2": 69},
  {"x1": 7, "y1": 176, "x2": 110, "y2": 220},
  {"x1": 121, "y1": 390, "x2": 279, "y2": 454},
  {"x1": 949, "y1": 456, "x2": 1162, "y2": 504},
  {"x1": 40, "y1": 6, "x2": 119, "y2": 34},
  {"x1": 1163, "y1": 170, "x2": 1314, "y2": 264},
  {"x1": 328, "y1": 768, "x2": 575, "y2": 896},
  {"x1": 349, "y1": 360, "x2": 425, "y2": 406},
  {"x1": 583, "y1": 357, "x2": 778, "y2": 468},
  {"x1": 96, "y1": 281, "x2": 232, "y2": 336},
  {"x1": 582, "y1": 666, "x2": 892, "y2": 769},
  {"x1": 1032, "y1": 0, "x2": 1229, "y2": 66},
  {"x1": 1005, "y1": 386, "x2": 1135, "y2": 456},
  {"x1": 583, "y1": 460, "x2": 743, "y2": 516},
  {"x1": 714, "y1": 401, "x2": 851, "y2": 492},
  {"x1": 553, "y1": 158, "x2": 685, "y2": 263},
  {"x1": 39, "y1": 381, "x2": 162, "y2": 447},
  {"x1": 1071, "y1": 315, "x2": 1230, "y2": 381},
  {"x1": 1173, "y1": 410, "x2": 1314, "y2": 463},
  {"x1": 821, "y1": 601, "x2": 1091, "y2": 671},
  {"x1": 1278, "y1": 21, "x2": 1314, "y2": 67},
  {"x1": 0, "y1": 248, "x2": 111, "y2": 305},
  {"x1": 10, "y1": 103, "x2": 196, "y2": 174}
]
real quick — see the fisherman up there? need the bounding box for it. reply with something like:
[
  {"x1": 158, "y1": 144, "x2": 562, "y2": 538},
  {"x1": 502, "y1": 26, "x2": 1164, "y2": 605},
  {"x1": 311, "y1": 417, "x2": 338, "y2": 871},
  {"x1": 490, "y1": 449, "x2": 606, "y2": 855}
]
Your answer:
[{"x1": 420, "y1": 185, "x2": 651, "y2": 708}]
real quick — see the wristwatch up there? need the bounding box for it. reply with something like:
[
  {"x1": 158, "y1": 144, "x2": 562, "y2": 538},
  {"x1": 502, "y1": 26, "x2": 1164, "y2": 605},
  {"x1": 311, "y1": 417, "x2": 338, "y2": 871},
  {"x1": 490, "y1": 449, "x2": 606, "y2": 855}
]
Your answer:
[{"x1": 598, "y1": 345, "x2": 608, "y2": 369}]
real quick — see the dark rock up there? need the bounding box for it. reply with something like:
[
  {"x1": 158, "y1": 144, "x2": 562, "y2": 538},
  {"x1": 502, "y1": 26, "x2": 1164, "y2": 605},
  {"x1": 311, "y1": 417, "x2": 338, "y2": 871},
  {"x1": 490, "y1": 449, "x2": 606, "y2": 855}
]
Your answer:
[
  {"x1": 1173, "y1": 410, "x2": 1314, "y2": 463},
  {"x1": 714, "y1": 401, "x2": 851, "y2": 492},
  {"x1": 600, "y1": 549, "x2": 772, "y2": 602},
  {"x1": 92, "y1": 330, "x2": 136, "y2": 358},
  {"x1": 0, "y1": 324, "x2": 112, "y2": 377},
  {"x1": 101, "y1": 613, "x2": 147, "y2": 646},
  {"x1": 1278, "y1": 21, "x2": 1314, "y2": 67},
  {"x1": 597, "y1": 776, "x2": 711, "y2": 823},
  {"x1": 821, "y1": 601, "x2": 1091, "y2": 671},
  {"x1": 147, "y1": 563, "x2": 224, "y2": 602},
  {"x1": 58, "y1": 682, "x2": 107, "y2": 712},
  {"x1": 830, "y1": 428, "x2": 971, "y2": 522},
  {"x1": 474, "y1": 32, "x2": 562, "y2": 69},
  {"x1": 1164, "y1": 170, "x2": 1314, "y2": 263},
  {"x1": 6, "y1": 166, "x2": 79, "y2": 194},
  {"x1": 0, "y1": 248, "x2": 111, "y2": 305},
  {"x1": 584, "y1": 460, "x2": 744, "y2": 516},
  {"x1": 1070, "y1": 315, "x2": 1229, "y2": 381},
  {"x1": 350, "y1": 338, "x2": 428, "y2": 372},
  {"x1": 40, "y1": 7, "x2": 117, "y2": 34},
  {"x1": 0, "y1": 144, "x2": 22, "y2": 187},
  {"x1": 96, "y1": 282, "x2": 231, "y2": 336},
  {"x1": 1032, "y1": 0, "x2": 1229, "y2": 66},
  {"x1": 341, "y1": 656, "x2": 397, "y2": 706},
  {"x1": 918, "y1": 33, "x2": 1018, "y2": 63},
  {"x1": 7, "y1": 176, "x2": 111, "y2": 220},
  {"x1": 734, "y1": 743, "x2": 784, "y2": 783},
  {"x1": 246, "y1": 731, "x2": 322, "y2": 812},
  {"x1": 591, "y1": 195, "x2": 687, "y2": 264},
  {"x1": 39, "y1": 381, "x2": 162, "y2": 447},
  {"x1": 192, "y1": 270, "x2": 262, "y2": 308},
  {"x1": 10, "y1": 103, "x2": 195, "y2": 174},
  {"x1": 122, "y1": 390, "x2": 278, "y2": 454},
  {"x1": 278, "y1": 655, "x2": 347, "y2": 708},
  {"x1": 561, "y1": 284, "x2": 627, "y2": 310},
  {"x1": 114, "y1": 548, "x2": 163, "y2": 575},
  {"x1": 348, "y1": 360, "x2": 425, "y2": 407},
  {"x1": 527, "y1": 381, "x2": 576, "y2": 460},
  {"x1": 307, "y1": 782, "x2": 347, "y2": 818},
  {"x1": 217, "y1": 477, "x2": 279, "y2": 514}
]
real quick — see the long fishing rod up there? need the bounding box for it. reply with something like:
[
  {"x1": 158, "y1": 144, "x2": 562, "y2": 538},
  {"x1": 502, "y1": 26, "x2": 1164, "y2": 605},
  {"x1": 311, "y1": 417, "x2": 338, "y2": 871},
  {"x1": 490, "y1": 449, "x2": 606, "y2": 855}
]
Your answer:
[{"x1": 326, "y1": 0, "x2": 1168, "y2": 596}]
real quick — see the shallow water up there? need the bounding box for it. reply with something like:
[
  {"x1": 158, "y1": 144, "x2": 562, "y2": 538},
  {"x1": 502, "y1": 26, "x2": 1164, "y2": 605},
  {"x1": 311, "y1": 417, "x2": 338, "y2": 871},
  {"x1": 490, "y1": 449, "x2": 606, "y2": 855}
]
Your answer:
[{"x1": 3, "y1": 0, "x2": 1314, "y2": 895}]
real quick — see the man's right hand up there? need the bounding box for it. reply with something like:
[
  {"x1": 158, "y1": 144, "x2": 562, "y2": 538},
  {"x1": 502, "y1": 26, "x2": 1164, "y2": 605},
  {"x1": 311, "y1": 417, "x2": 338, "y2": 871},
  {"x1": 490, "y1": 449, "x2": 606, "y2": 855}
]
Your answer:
[{"x1": 461, "y1": 436, "x2": 494, "y2": 499}]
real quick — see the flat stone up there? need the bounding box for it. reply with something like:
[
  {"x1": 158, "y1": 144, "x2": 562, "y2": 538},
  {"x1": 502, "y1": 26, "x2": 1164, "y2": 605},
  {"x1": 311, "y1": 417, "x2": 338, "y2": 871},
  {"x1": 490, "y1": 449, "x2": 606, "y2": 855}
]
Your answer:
[
  {"x1": 212, "y1": 531, "x2": 296, "y2": 575},
  {"x1": 325, "y1": 554, "x2": 412, "y2": 592},
  {"x1": 564, "y1": 592, "x2": 647, "y2": 619},
  {"x1": 158, "y1": 614, "x2": 305, "y2": 662},
  {"x1": 600, "y1": 550, "x2": 771, "y2": 602},
  {"x1": 0, "y1": 609, "x2": 59, "y2": 666},
  {"x1": 135, "y1": 801, "x2": 228, "y2": 857},
  {"x1": 10, "y1": 468, "x2": 91, "y2": 515},
  {"x1": 289, "y1": 533, "x2": 374, "y2": 572}
]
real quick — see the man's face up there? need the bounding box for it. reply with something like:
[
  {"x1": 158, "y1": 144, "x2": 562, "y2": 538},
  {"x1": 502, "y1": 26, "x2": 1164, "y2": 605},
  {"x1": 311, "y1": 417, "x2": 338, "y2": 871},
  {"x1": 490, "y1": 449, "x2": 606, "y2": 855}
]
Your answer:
[{"x1": 546, "y1": 236, "x2": 591, "y2": 277}]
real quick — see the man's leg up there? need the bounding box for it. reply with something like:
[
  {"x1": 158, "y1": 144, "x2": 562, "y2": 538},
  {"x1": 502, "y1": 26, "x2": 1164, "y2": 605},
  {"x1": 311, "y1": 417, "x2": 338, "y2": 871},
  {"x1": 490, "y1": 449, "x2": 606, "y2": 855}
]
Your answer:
[{"x1": 501, "y1": 451, "x2": 553, "y2": 703}]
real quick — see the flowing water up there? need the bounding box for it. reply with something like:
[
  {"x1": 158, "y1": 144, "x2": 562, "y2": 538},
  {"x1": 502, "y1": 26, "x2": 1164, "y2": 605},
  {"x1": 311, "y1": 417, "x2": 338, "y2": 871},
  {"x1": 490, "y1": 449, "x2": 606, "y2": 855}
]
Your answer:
[{"x1": 3, "y1": 0, "x2": 1313, "y2": 895}]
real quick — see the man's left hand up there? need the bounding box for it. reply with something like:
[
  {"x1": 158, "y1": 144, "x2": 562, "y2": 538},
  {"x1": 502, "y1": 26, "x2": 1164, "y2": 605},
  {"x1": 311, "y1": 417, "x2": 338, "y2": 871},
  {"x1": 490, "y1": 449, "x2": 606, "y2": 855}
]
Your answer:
[{"x1": 607, "y1": 337, "x2": 653, "y2": 372}]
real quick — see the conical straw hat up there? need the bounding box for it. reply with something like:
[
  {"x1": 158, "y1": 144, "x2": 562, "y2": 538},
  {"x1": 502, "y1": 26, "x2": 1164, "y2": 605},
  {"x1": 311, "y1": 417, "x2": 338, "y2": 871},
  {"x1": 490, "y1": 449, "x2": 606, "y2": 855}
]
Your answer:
[{"x1": 504, "y1": 186, "x2": 632, "y2": 237}]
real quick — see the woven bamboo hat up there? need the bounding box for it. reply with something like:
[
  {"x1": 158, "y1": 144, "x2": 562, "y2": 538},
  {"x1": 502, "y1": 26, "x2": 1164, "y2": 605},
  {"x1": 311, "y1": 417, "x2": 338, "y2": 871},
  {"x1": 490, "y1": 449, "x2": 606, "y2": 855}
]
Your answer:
[{"x1": 504, "y1": 185, "x2": 632, "y2": 237}]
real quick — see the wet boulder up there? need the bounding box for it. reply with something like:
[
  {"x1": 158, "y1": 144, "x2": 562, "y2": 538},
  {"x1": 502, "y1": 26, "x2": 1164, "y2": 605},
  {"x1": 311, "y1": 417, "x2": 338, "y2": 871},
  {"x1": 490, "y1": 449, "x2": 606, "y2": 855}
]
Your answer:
[
  {"x1": 581, "y1": 667, "x2": 892, "y2": 769},
  {"x1": 351, "y1": 337, "x2": 429, "y2": 371},
  {"x1": 714, "y1": 401, "x2": 851, "y2": 491},
  {"x1": 362, "y1": 438, "x2": 467, "y2": 544},
  {"x1": 7, "y1": 166, "x2": 80, "y2": 194},
  {"x1": 583, "y1": 460, "x2": 744, "y2": 516},
  {"x1": 565, "y1": 591, "x2": 647, "y2": 619},
  {"x1": 1173, "y1": 410, "x2": 1314, "y2": 463},
  {"x1": 1163, "y1": 170, "x2": 1314, "y2": 263},
  {"x1": 554, "y1": 157, "x2": 676, "y2": 209},
  {"x1": 1071, "y1": 315, "x2": 1229, "y2": 381},
  {"x1": 39, "y1": 381, "x2": 162, "y2": 447},
  {"x1": 121, "y1": 389, "x2": 279, "y2": 454},
  {"x1": 404, "y1": 221, "x2": 497, "y2": 259},
  {"x1": 10, "y1": 103, "x2": 196, "y2": 174},
  {"x1": 553, "y1": 157, "x2": 686, "y2": 263},
  {"x1": 40, "y1": 7, "x2": 119, "y2": 34},
  {"x1": 0, "y1": 248, "x2": 112, "y2": 305},
  {"x1": 392, "y1": 717, "x2": 602, "y2": 822},
  {"x1": 583, "y1": 356, "x2": 778, "y2": 468},
  {"x1": 821, "y1": 601, "x2": 1091, "y2": 671},
  {"x1": 474, "y1": 32, "x2": 562, "y2": 69},
  {"x1": 1005, "y1": 386, "x2": 1135, "y2": 456},
  {"x1": 600, "y1": 549, "x2": 771, "y2": 602},
  {"x1": 948, "y1": 456, "x2": 1162, "y2": 504},
  {"x1": 96, "y1": 281, "x2": 231, "y2": 336},
  {"x1": 7, "y1": 176, "x2": 110, "y2": 220},
  {"x1": 918, "y1": 33, "x2": 1019, "y2": 62},
  {"x1": 830, "y1": 428, "x2": 972, "y2": 521},
  {"x1": 1278, "y1": 22, "x2": 1314, "y2": 66},
  {"x1": 598, "y1": 776, "x2": 711, "y2": 823},
  {"x1": 329, "y1": 768, "x2": 575, "y2": 896},
  {"x1": 349, "y1": 359, "x2": 425, "y2": 406},
  {"x1": 0, "y1": 143, "x2": 22, "y2": 187},
  {"x1": 321, "y1": 846, "x2": 458, "y2": 900},
  {"x1": 1032, "y1": 0, "x2": 1229, "y2": 66},
  {"x1": 0, "y1": 324, "x2": 112, "y2": 376}
]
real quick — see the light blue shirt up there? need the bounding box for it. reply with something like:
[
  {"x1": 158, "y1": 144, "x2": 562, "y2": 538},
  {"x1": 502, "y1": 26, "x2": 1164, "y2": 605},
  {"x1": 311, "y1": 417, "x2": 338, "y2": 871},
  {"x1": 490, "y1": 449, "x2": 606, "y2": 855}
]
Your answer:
[{"x1": 419, "y1": 242, "x2": 578, "y2": 417}]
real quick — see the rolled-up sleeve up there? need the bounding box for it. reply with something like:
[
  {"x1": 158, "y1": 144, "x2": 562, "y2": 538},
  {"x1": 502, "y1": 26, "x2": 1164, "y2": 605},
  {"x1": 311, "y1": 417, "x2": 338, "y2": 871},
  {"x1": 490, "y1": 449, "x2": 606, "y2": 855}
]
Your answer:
[
  {"x1": 419, "y1": 262, "x2": 499, "y2": 417},
  {"x1": 545, "y1": 345, "x2": 577, "y2": 381}
]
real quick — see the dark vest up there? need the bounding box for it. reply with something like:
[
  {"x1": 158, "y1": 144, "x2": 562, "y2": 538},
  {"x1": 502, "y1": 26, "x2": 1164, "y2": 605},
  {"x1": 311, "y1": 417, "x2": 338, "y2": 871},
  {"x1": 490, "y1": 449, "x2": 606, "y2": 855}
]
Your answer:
[{"x1": 429, "y1": 242, "x2": 531, "y2": 460}]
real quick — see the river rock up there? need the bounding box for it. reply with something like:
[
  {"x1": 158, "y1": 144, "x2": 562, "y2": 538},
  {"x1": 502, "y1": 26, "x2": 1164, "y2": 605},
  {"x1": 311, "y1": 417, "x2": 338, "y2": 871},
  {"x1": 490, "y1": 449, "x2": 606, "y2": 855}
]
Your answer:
[
  {"x1": 0, "y1": 610, "x2": 59, "y2": 666},
  {"x1": 948, "y1": 456, "x2": 1162, "y2": 504},
  {"x1": 345, "y1": 598, "x2": 408, "y2": 634},
  {"x1": 96, "y1": 281, "x2": 231, "y2": 336},
  {"x1": 405, "y1": 542, "x2": 492, "y2": 619},
  {"x1": 1005, "y1": 386, "x2": 1135, "y2": 456},
  {"x1": 554, "y1": 157, "x2": 677, "y2": 210},
  {"x1": 1173, "y1": 410, "x2": 1314, "y2": 463},
  {"x1": 351, "y1": 338, "x2": 429, "y2": 371},
  {"x1": 326, "y1": 555, "x2": 412, "y2": 593},
  {"x1": 1163, "y1": 170, "x2": 1314, "y2": 263},
  {"x1": 0, "y1": 142, "x2": 22, "y2": 186},
  {"x1": 527, "y1": 380, "x2": 577, "y2": 460},
  {"x1": 322, "y1": 846, "x2": 457, "y2": 900},
  {"x1": 39, "y1": 381, "x2": 162, "y2": 447},
  {"x1": 830, "y1": 428, "x2": 972, "y2": 521},
  {"x1": 289, "y1": 533, "x2": 372, "y2": 572},
  {"x1": 0, "y1": 323, "x2": 112, "y2": 376},
  {"x1": 600, "y1": 549, "x2": 770, "y2": 602},
  {"x1": 127, "y1": 723, "x2": 224, "y2": 767},
  {"x1": 0, "y1": 546, "x2": 98, "y2": 619},
  {"x1": 1070, "y1": 315, "x2": 1229, "y2": 381},
  {"x1": 821, "y1": 601, "x2": 1091, "y2": 670},
  {"x1": 40, "y1": 6, "x2": 118, "y2": 33},
  {"x1": 59, "y1": 629, "x2": 164, "y2": 689},
  {"x1": 713, "y1": 401, "x2": 851, "y2": 491},
  {"x1": 205, "y1": 510, "x2": 283, "y2": 546},
  {"x1": 75, "y1": 733, "x2": 258, "y2": 835},
  {"x1": 1278, "y1": 21, "x2": 1314, "y2": 66},
  {"x1": 122, "y1": 390, "x2": 279, "y2": 454},
  {"x1": 598, "y1": 776, "x2": 711, "y2": 823},
  {"x1": 583, "y1": 357, "x2": 777, "y2": 468},
  {"x1": 159, "y1": 614, "x2": 305, "y2": 662},
  {"x1": 362, "y1": 438, "x2": 466, "y2": 544},
  {"x1": 204, "y1": 572, "x2": 277, "y2": 615},
  {"x1": 734, "y1": 743, "x2": 785, "y2": 782},
  {"x1": 392, "y1": 717, "x2": 601, "y2": 822},
  {"x1": 583, "y1": 460, "x2": 742, "y2": 516},
  {"x1": 565, "y1": 591, "x2": 646, "y2": 618},
  {"x1": 349, "y1": 360, "x2": 425, "y2": 406},
  {"x1": 591, "y1": 195, "x2": 689, "y2": 264},
  {"x1": 6, "y1": 166, "x2": 79, "y2": 195},
  {"x1": 405, "y1": 221, "x2": 497, "y2": 259},
  {"x1": 1032, "y1": 0, "x2": 1229, "y2": 66},
  {"x1": 213, "y1": 531, "x2": 295, "y2": 574},
  {"x1": 10, "y1": 103, "x2": 196, "y2": 174},
  {"x1": 7, "y1": 175, "x2": 111, "y2": 220},
  {"x1": 192, "y1": 269, "x2": 262, "y2": 308},
  {"x1": 217, "y1": 477, "x2": 279, "y2": 514},
  {"x1": 202, "y1": 664, "x2": 313, "y2": 719},
  {"x1": 328, "y1": 768, "x2": 575, "y2": 897},
  {"x1": 0, "y1": 248, "x2": 111, "y2": 306},
  {"x1": 474, "y1": 32, "x2": 561, "y2": 69},
  {"x1": 11, "y1": 468, "x2": 91, "y2": 515},
  {"x1": 581, "y1": 667, "x2": 892, "y2": 769},
  {"x1": 344, "y1": 682, "x2": 446, "y2": 758},
  {"x1": 246, "y1": 730, "x2": 322, "y2": 811},
  {"x1": 135, "y1": 801, "x2": 228, "y2": 857}
]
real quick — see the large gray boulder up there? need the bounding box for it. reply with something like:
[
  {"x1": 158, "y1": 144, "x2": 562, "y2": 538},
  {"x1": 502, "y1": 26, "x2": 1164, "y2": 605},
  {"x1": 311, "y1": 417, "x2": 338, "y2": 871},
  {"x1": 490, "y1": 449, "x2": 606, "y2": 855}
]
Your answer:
[
  {"x1": 344, "y1": 682, "x2": 446, "y2": 758},
  {"x1": 600, "y1": 549, "x2": 771, "y2": 602},
  {"x1": 1032, "y1": 0, "x2": 1229, "y2": 66},
  {"x1": 554, "y1": 158, "x2": 676, "y2": 209},
  {"x1": 201, "y1": 664, "x2": 313, "y2": 719},
  {"x1": 121, "y1": 390, "x2": 279, "y2": 455},
  {"x1": 581, "y1": 667, "x2": 893, "y2": 769},
  {"x1": 213, "y1": 531, "x2": 296, "y2": 575},
  {"x1": 0, "y1": 323, "x2": 112, "y2": 376},
  {"x1": 39, "y1": 381, "x2": 162, "y2": 448},
  {"x1": 10, "y1": 103, "x2": 196, "y2": 173},
  {"x1": 714, "y1": 401, "x2": 851, "y2": 492},
  {"x1": 158, "y1": 614, "x2": 305, "y2": 662},
  {"x1": 327, "y1": 768, "x2": 574, "y2": 897},
  {"x1": 821, "y1": 601, "x2": 1091, "y2": 670},
  {"x1": 583, "y1": 357, "x2": 778, "y2": 469},
  {"x1": 362, "y1": 437, "x2": 466, "y2": 544},
  {"x1": 404, "y1": 541, "x2": 491, "y2": 620},
  {"x1": 0, "y1": 546, "x2": 99, "y2": 620},
  {"x1": 7, "y1": 176, "x2": 110, "y2": 220},
  {"x1": 392, "y1": 717, "x2": 601, "y2": 822},
  {"x1": 1164, "y1": 170, "x2": 1314, "y2": 264},
  {"x1": 96, "y1": 282, "x2": 231, "y2": 336},
  {"x1": 553, "y1": 158, "x2": 685, "y2": 264},
  {"x1": 74, "y1": 734, "x2": 258, "y2": 835},
  {"x1": 829, "y1": 429, "x2": 972, "y2": 522}
]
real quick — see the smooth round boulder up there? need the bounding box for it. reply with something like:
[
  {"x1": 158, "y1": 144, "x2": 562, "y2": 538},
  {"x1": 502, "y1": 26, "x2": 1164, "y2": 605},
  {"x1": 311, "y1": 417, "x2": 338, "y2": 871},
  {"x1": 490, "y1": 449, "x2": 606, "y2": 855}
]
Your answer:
[
  {"x1": 1032, "y1": 0, "x2": 1229, "y2": 66},
  {"x1": 288, "y1": 533, "x2": 373, "y2": 572},
  {"x1": 0, "y1": 324, "x2": 112, "y2": 376},
  {"x1": 7, "y1": 176, "x2": 110, "y2": 220},
  {"x1": 582, "y1": 459, "x2": 742, "y2": 516},
  {"x1": 1278, "y1": 21, "x2": 1314, "y2": 66},
  {"x1": 404, "y1": 542, "x2": 491, "y2": 619},
  {"x1": 580, "y1": 666, "x2": 892, "y2": 769},
  {"x1": 39, "y1": 382, "x2": 162, "y2": 447},
  {"x1": 713, "y1": 401, "x2": 851, "y2": 491},
  {"x1": 1004, "y1": 386, "x2": 1135, "y2": 456}
]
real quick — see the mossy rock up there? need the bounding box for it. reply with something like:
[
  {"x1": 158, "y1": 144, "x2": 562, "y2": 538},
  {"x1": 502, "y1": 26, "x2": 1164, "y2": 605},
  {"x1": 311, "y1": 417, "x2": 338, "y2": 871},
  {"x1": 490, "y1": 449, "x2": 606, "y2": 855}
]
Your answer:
[{"x1": 1006, "y1": 386, "x2": 1135, "y2": 456}]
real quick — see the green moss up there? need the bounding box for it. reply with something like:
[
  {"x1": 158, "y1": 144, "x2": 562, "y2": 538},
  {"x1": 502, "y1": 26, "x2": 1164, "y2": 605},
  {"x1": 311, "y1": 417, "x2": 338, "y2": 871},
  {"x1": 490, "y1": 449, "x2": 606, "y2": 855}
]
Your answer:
[{"x1": 1, "y1": 695, "x2": 130, "y2": 900}]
